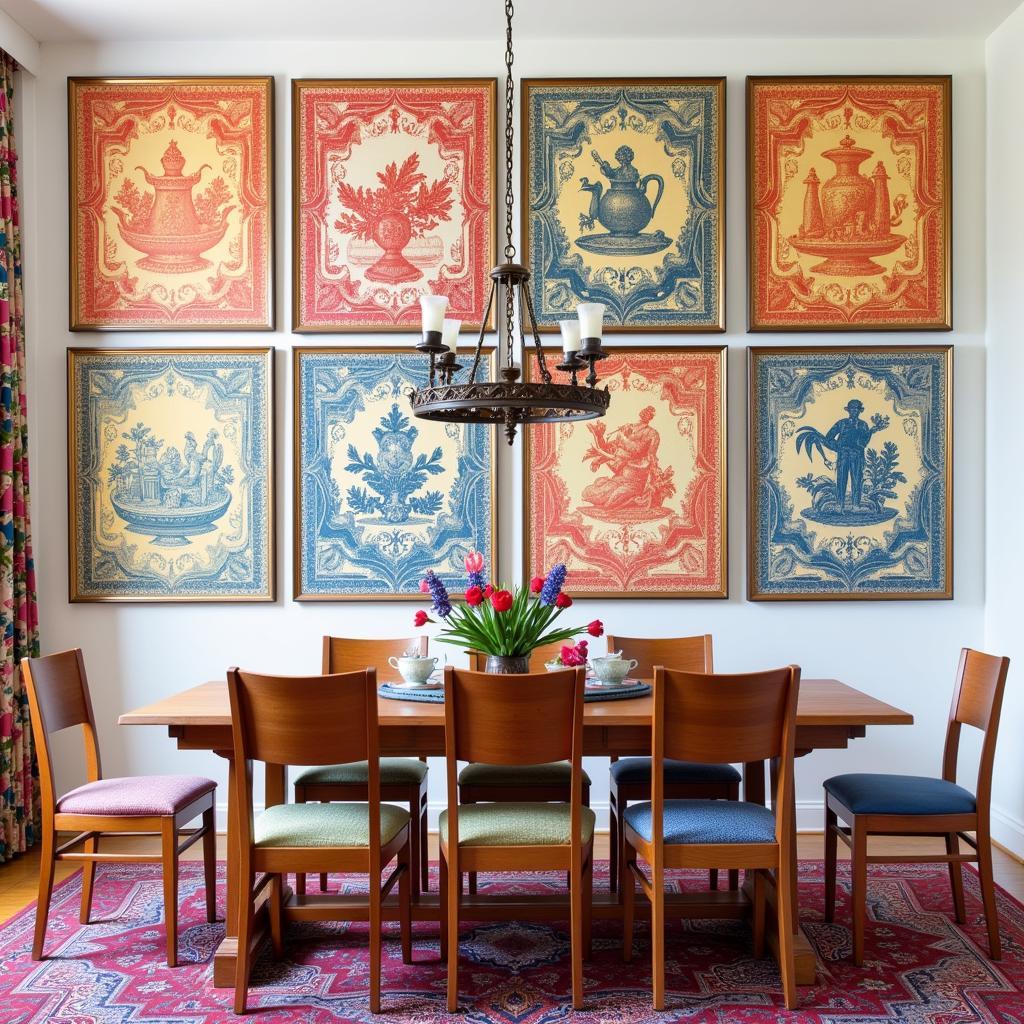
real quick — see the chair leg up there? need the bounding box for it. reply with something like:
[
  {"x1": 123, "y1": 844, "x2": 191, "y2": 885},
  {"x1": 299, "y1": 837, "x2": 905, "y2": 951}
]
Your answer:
[
  {"x1": 369, "y1": 864, "x2": 382, "y2": 1014},
  {"x1": 851, "y1": 820, "x2": 868, "y2": 967},
  {"x1": 570, "y1": 849, "x2": 584, "y2": 1010},
  {"x1": 202, "y1": 807, "x2": 218, "y2": 923},
  {"x1": 399, "y1": 840, "x2": 413, "y2": 965},
  {"x1": 824, "y1": 805, "x2": 838, "y2": 924},
  {"x1": 293, "y1": 790, "x2": 307, "y2": 898},
  {"x1": 615, "y1": 797, "x2": 628, "y2": 899},
  {"x1": 80, "y1": 834, "x2": 98, "y2": 925},
  {"x1": 622, "y1": 838, "x2": 635, "y2": 963},
  {"x1": 728, "y1": 869, "x2": 739, "y2": 891},
  {"x1": 31, "y1": 820, "x2": 56, "y2": 961},
  {"x1": 269, "y1": 874, "x2": 284, "y2": 959},
  {"x1": 408, "y1": 796, "x2": 422, "y2": 900},
  {"x1": 583, "y1": 845, "x2": 593, "y2": 961},
  {"x1": 319, "y1": 872, "x2": 329, "y2": 893},
  {"x1": 234, "y1": 871, "x2": 255, "y2": 1014},
  {"x1": 752, "y1": 869, "x2": 766, "y2": 957},
  {"x1": 438, "y1": 853, "x2": 449, "y2": 962},
  {"x1": 651, "y1": 859, "x2": 665, "y2": 1011},
  {"x1": 977, "y1": 825, "x2": 1002, "y2": 959},
  {"x1": 468, "y1": 871, "x2": 477, "y2": 895},
  {"x1": 419, "y1": 800, "x2": 430, "y2": 894},
  {"x1": 945, "y1": 832, "x2": 966, "y2": 924},
  {"x1": 608, "y1": 787, "x2": 619, "y2": 893},
  {"x1": 446, "y1": 851, "x2": 460, "y2": 1013},
  {"x1": 161, "y1": 819, "x2": 179, "y2": 968},
  {"x1": 776, "y1": 858, "x2": 798, "y2": 1010},
  {"x1": 709, "y1": 868, "x2": 718, "y2": 890}
]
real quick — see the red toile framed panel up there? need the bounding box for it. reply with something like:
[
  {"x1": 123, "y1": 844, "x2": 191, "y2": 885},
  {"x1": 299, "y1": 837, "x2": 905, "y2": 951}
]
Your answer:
[
  {"x1": 747, "y1": 76, "x2": 951, "y2": 332},
  {"x1": 525, "y1": 346, "x2": 727, "y2": 598},
  {"x1": 68, "y1": 76, "x2": 274, "y2": 331},
  {"x1": 292, "y1": 78, "x2": 496, "y2": 332}
]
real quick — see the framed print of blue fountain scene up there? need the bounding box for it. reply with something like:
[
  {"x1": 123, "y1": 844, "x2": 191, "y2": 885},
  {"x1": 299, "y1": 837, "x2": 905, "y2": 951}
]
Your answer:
[
  {"x1": 748, "y1": 346, "x2": 952, "y2": 600},
  {"x1": 522, "y1": 78, "x2": 724, "y2": 332},
  {"x1": 293, "y1": 347, "x2": 495, "y2": 600},
  {"x1": 68, "y1": 348, "x2": 274, "y2": 602}
]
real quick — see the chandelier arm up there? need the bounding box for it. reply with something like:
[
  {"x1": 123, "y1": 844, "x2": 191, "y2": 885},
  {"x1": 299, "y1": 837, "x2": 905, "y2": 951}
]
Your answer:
[
  {"x1": 469, "y1": 278, "x2": 497, "y2": 383},
  {"x1": 522, "y1": 281, "x2": 552, "y2": 384}
]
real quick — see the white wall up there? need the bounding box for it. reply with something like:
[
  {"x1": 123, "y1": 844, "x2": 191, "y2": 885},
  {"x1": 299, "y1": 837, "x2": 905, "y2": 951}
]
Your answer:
[
  {"x1": 985, "y1": 5, "x2": 1024, "y2": 856},
  {"x1": 21, "y1": 36, "x2": 991, "y2": 837}
]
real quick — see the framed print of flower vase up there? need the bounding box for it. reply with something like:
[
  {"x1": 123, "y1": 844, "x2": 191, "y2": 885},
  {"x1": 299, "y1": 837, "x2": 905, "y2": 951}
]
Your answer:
[
  {"x1": 68, "y1": 77, "x2": 274, "y2": 330},
  {"x1": 293, "y1": 347, "x2": 496, "y2": 600},
  {"x1": 522, "y1": 78, "x2": 724, "y2": 333},
  {"x1": 748, "y1": 345, "x2": 952, "y2": 600},
  {"x1": 68, "y1": 348, "x2": 275, "y2": 601},
  {"x1": 747, "y1": 76, "x2": 951, "y2": 331},
  {"x1": 292, "y1": 78, "x2": 496, "y2": 331},
  {"x1": 524, "y1": 345, "x2": 727, "y2": 598}
]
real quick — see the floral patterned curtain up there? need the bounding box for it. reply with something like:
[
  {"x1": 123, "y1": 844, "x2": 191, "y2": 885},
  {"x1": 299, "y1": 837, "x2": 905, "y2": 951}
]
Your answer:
[{"x1": 0, "y1": 51, "x2": 39, "y2": 863}]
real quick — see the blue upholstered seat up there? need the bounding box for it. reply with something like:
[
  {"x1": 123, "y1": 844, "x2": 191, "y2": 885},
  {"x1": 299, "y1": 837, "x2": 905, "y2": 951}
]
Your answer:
[
  {"x1": 610, "y1": 757, "x2": 741, "y2": 786},
  {"x1": 824, "y1": 773, "x2": 977, "y2": 816},
  {"x1": 624, "y1": 799, "x2": 776, "y2": 845}
]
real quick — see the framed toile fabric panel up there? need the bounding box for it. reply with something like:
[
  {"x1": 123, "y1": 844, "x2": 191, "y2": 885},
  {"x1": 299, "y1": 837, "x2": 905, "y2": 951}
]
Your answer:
[
  {"x1": 522, "y1": 78, "x2": 725, "y2": 333},
  {"x1": 748, "y1": 345, "x2": 952, "y2": 600},
  {"x1": 524, "y1": 346, "x2": 727, "y2": 598},
  {"x1": 293, "y1": 347, "x2": 496, "y2": 600},
  {"x1": 68, "y1": 76, "x2": 274, "y2": 330},
  {"x1": 747, "y1": 76, "x2": 951, "y2": 331},
  {"x1": 68, "y1": 348, "x2": 275, "y2": 602},
  {"x1": 292, "y1": 78, "x2": 496, "y2": 332}
]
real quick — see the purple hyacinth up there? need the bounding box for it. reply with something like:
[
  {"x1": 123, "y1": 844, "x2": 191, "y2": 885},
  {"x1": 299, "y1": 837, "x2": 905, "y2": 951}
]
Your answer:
[
  {"x1": 424, "y1": 570, "x2": 453, "y2": 618},
  {"x1": 540, "y1": 563, "x2": 567, "y2": 606},
  {"x1": 467, "y1": 569, "x2": 486, "y2": 589}
]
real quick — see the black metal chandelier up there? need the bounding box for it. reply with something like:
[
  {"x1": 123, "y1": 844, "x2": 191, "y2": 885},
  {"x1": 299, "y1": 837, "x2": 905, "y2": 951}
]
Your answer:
[{"x1": 408, "y1": 0, "x2": 611, "y2": 445}]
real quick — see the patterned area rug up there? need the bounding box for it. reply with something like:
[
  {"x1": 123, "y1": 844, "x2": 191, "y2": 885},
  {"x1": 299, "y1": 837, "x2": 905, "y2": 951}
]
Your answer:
[{"x1": 3, "y1": 861, "x2": 1023, "y2": 1021}]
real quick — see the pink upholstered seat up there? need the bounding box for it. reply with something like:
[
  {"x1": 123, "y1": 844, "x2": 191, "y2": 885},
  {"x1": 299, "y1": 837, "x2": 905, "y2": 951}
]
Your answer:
[{"x1": 57, "y1": 775, "x2": 216, "y2": 817}]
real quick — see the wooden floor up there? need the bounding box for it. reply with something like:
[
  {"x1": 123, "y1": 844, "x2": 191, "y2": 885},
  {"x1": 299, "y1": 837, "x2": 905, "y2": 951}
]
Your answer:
[{"x1": 1, "y1": 832, "x2": 1022, "y2": 926}]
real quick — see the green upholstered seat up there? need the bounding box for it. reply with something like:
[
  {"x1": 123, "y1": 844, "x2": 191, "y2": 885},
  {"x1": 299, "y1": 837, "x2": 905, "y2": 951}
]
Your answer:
[
  {"x1": 254, "y1": 802, "x2": 409, "y2": 848},
  {"x1": 458, "y1": 761, "x2": 591, "y2": 787},
  {"x1": 295, "y1": 758, "x2": 428, "y2": 787},
  {"x1": 439, "y1": 802, "x2": 596, "y2": 847}
]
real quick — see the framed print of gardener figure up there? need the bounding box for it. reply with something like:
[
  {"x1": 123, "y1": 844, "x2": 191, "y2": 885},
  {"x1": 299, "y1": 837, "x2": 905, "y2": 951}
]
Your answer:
[
  {"x1": 748, "y1": 346, "x2": 952, "y2": 600},
  {"x1": 522, "y1": 78, "x2": 724, "y2": 332},
  {"x1": 747, "y1": 76, "x2": 951, "y2": 331}
]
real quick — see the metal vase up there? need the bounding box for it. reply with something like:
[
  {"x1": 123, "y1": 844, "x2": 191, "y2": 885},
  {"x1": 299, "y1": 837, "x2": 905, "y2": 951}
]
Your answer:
[{"x1": 484, "y1": 654, "x2": 530, "y2": 674}]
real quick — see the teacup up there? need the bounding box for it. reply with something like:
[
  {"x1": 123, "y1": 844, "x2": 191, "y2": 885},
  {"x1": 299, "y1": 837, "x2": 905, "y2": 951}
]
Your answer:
[
  {"x1": 388, "y1": 655, "x2": 439, "y2": 685},
  {"x1": 590, "y1": 655, "x2": 638, "y2": 684}
]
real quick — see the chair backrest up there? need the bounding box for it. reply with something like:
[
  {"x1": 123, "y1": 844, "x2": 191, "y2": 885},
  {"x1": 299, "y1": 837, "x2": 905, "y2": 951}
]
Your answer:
[
  {"x1": 942, "y1": 648, "x2": 1011, "y2": 814},
  {"x1": 323, "y1": 635, "x2": 427, "y2": 674},
  {"x1": 23, "y1": 649, "x2": 101, "y2": 814},
  {"x1": 605, "y1": 633, "x2": 712, "y2": 678},
  {"x1": 651, "y1": 665, "x2": 801, "y2": 844},
  {"x1": 466, "y1": 639, "x2": 569, "y2": 672},
  {"x1": 443, "y1": 665, "x2": 587, "y2": 859}
]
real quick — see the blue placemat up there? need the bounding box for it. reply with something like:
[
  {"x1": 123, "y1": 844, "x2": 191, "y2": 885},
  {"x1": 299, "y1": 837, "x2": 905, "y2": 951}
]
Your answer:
[{"x1": 378, "y1": 681, "x2": 651, "y2": 703}]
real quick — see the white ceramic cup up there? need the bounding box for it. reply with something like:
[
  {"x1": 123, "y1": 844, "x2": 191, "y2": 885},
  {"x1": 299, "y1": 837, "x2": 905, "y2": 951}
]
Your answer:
[
  {"x1": 590, "y1": 655, "x2": 638, "y2": 683},
  {"x1": 388, "y1": 655, "x2": 438, "y2": 684}
]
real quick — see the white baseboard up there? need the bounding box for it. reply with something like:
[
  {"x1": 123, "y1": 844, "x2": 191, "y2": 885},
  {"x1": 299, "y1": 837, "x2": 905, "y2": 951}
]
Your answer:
[{"x1": 991, "y1": 804, "x2": 1024, "y2": 860}]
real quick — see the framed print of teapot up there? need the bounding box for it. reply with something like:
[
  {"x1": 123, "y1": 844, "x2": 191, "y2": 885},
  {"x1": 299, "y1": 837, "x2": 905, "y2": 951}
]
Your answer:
[
  {"x1": 522, "y1": 78, "x2": 724, "y2": 333},
  {"x1": 747, "y1": 76, "x2": 952, "y2": 331}
]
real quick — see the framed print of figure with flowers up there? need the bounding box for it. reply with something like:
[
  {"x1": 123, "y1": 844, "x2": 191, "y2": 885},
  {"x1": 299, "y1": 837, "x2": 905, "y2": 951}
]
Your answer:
[
  {"x1": 748, "y1": 346, "x2": 952, "y2": 600},
  {"x1": 293, "y1": 347, "x2": 496, "y2": 600},
  {"x1": 68, "y1": 348, "x2": 275, "y2": 602},
  {"x1": 68, "y1": 77, "x2": 274, "y2": 330},
  {"x1": 522, "y1": 78, "x2": 724, "y2": 333},
  {"x1": 292, "y1": 78, "x2": 496, "y2": 332},
  {"x1": 525, "y1": 346, "x2": 726, "y2": 598},
  {"x1": 747, "y1": 76, "x2": 951, "y2": 331}
]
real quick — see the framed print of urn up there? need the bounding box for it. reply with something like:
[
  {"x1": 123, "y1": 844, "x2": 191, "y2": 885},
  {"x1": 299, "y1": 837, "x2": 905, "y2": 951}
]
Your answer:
[
  {"x1": 748, "y1": 345, "x2": 952, "y2": 601},
  {"x1": 68, "y1": 77, "x2": 274, "y2": 330},
  {"x1": 292, "y1": 78, "x2": 496, "y2": 332},
  {"x1": 747, "y1": 76, "x2": 951, "y2": 331},
  {"x1": 522, "y1": 78, "x2": 725, "y2": 333}
]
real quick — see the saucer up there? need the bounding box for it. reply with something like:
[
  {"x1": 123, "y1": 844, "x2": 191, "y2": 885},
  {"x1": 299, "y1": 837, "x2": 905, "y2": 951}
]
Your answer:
[
  {"x1": 585, "y1": 676, "x2": 642, "y2": 690},
  {"x1": 390, "y1": 673, "x2": 443, "y2": 690}
]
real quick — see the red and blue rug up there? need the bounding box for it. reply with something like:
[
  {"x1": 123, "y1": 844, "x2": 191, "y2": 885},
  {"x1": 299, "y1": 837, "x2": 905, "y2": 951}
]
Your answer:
[{"x1": 2, "y1": 861, "x2": 1023, "y2": 1021}]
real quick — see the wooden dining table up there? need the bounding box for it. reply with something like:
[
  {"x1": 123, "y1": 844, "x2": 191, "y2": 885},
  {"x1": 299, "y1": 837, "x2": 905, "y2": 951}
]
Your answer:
[{"x1": 119, "y1": 677, "x2": 912, "y2": 988}]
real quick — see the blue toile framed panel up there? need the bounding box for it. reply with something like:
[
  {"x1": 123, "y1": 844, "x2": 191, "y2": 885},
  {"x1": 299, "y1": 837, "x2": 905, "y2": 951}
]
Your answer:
[
  {"x1": 293, "y1": 347, "x2": 496, "y2": 600},
  {"x1": 748, "y1": 345, "x2": 952, "y2": 600},
  {"x1": 522, "y1": 77, "x2": 724, "y2": 333},
  {"x1": 68, "y1": 347, "x2": 275, "y2": 602}
]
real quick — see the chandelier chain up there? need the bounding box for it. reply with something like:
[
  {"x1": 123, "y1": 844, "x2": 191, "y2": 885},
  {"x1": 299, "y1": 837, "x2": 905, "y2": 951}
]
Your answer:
[{"x1": 503, "y1": 0, "x2": 515, "y2": 262}]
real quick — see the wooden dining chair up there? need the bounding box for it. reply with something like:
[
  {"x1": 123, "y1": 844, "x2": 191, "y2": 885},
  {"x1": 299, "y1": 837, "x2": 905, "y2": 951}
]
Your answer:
[
  {"x1": 440, "y1": 665, "x2": 594, "y2": 1011},
  {"x1": 622, "y1": 664, "x2": 801, "y2": 1011},
  {"x1": 24, "y1": 649, "x2": 217, "y2": 967},
  {"x1": 461, "y1": 643, "x2": 592, "y2": 894},
  {"x1": 824, "y1": 647, "x2": 1010, "y2": 965},
  {"x1": 228, "y1": 666, "x2": 412, "y2": 1014},
  {"x1": 293, "y1": 635, "x2": 430, "y2": 897},
  {"x1": 605, "y1": 634, "x2": 740, "y2": 895}
]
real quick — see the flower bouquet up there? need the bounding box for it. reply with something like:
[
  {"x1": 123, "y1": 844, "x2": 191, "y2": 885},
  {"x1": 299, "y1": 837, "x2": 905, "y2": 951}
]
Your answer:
[{"x1": 416, "y1": 551, "x2": 603, "y2": 674}]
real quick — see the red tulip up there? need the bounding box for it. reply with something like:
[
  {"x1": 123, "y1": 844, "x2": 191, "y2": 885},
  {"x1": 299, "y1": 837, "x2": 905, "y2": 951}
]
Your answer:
[
  {"x1": 465, "y1": 585, "x2": 484, "y2": 607},
  {"x1": 464, "y1": 550, "x2": 485, "y2": 574},
  {"x1": 587, "y1": 619, "x2": 604, "y2": 637},
  {"x1": 530, "y1": 575, "x2": 545, "y2": 594},
  {"x1": 555, "y1": 592, "x2": 573, "y2": 608},
  {"x1": 413, "y1": 610, "x2": 432, "y2": 627},
  {"x1": 483, "y1": 583, "x2": 495, "y2": 598},
  {"x1": 490, "y1": 589, "x2": 514, "y2": 612}
]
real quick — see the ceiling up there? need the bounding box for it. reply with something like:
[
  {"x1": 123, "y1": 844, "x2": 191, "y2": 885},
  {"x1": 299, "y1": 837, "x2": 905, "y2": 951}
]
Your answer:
[{"x1": 3, "y1": 0, "x2": 1022, "y2": 42}]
